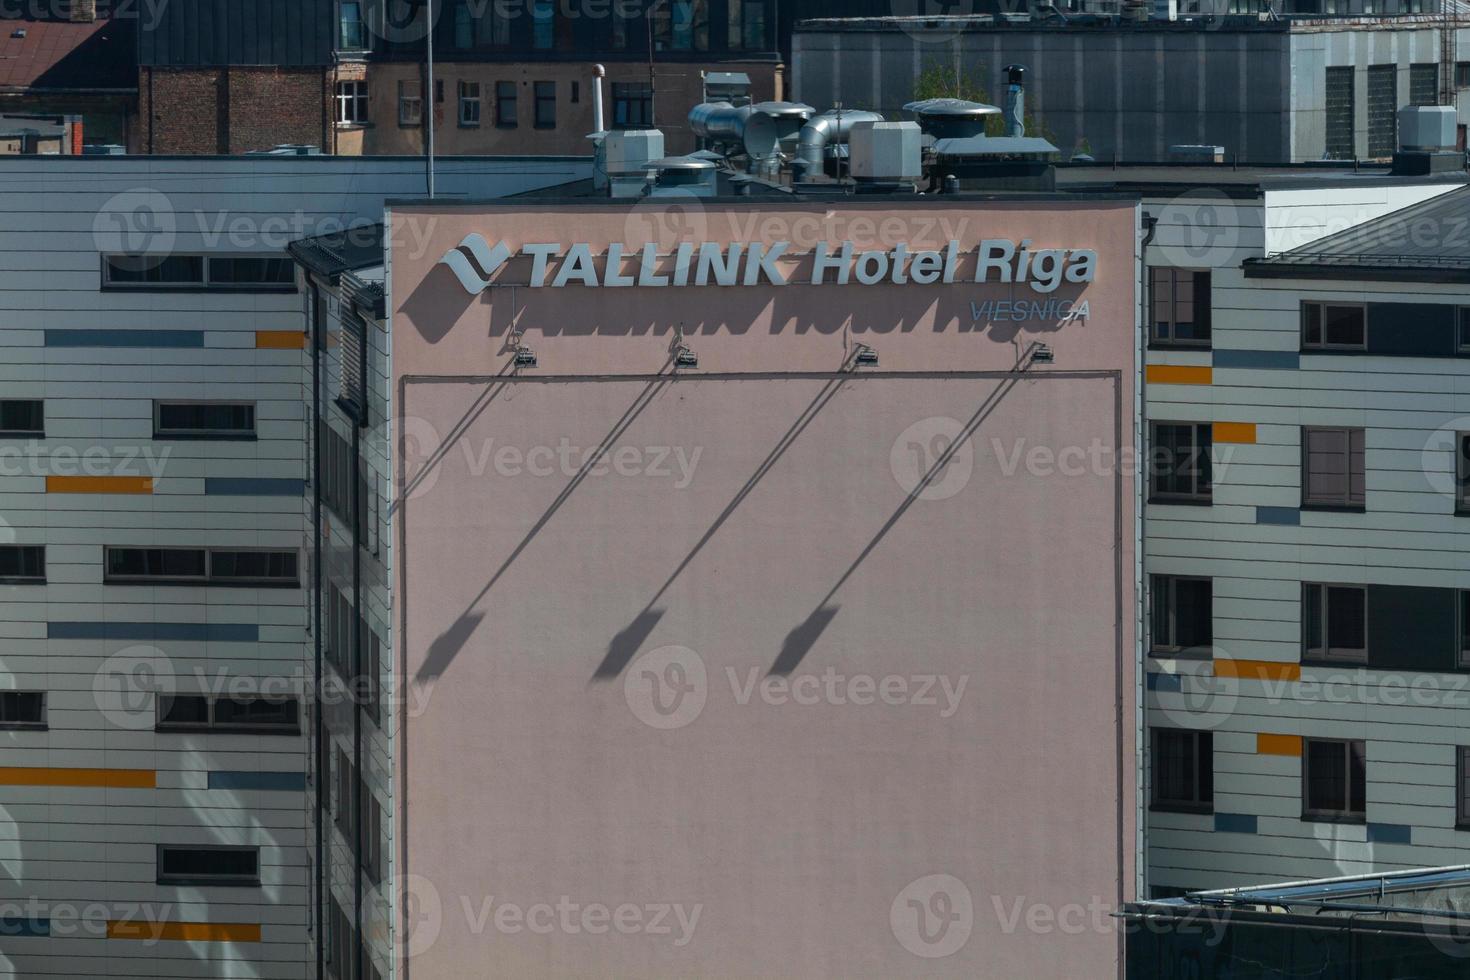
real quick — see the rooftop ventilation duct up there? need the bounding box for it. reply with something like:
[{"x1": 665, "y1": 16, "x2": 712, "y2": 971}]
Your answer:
[
  {"x1": 902, "y1": 98, "x2": 1002, "y2": 140},
  {"x1": 1002, "y1": 64, "x2": 1026, "y2": 139},
  {"x1": 688, "y1": 100, "x2": 814, "y2": 162},
  {"x1": 794, "y1": 108, "x2": 886, "y2": 178},
  {"x1": 648, "y1": 156, "x2": 718, "y2": 198}
]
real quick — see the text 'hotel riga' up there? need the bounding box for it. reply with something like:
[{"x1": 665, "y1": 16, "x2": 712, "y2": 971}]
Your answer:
[{"x1": 2, "y1": 61, "x2": 1470, "y2": 980}]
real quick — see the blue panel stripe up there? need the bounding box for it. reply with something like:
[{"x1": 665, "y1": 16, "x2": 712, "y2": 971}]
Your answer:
[
  {"x1": 0, "y1": 915, "x2": 49, "y2": 938},
  {"x1": 48, "y1": 622, "x2": 258, "y2": 642},
  {"x1": 1256, "y1": 507, "x2": 1301, "y2": 526},
  {"x1": 1213, "y1": 349, "x2": 1300, "y2": 371},
  {"x1": 1214, "y1": 813, "x2": 1258, "y2": 835},
  {"x1": 44, "y1": 329, "x2": 204, "y2": 349},
  {"x1": 205, "y1": 478, "x2": 306, "y2": 496},
  {"x1": 1146, "y1": 672, "x2": 1183, "y2": 693},
  {"x1": 1367, "y1": 822, "x2": 1412, "y2": 844},
  {"x1": 208, "y1": 771, "x2": 306, "y2": 792}
]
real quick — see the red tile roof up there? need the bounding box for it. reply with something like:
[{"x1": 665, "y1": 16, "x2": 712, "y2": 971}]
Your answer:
[{"x1": 0, "y1": 15, "x2": 136, "y2": 92}]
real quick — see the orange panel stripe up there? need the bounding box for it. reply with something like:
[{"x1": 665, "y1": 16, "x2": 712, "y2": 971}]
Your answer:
[
  {"x1": 1213, "y1": 659, "x2": 1301, "y2": 682},
  {"x1": 1146, "y1": 364, "x2": 1213, "y2": 385},
  {"x1": 1213, "y1": 422, "x2": 1257, "y2": 444},
  {"x1": 255, "y1": 330, "x2": 305, "y2": 349},
  {"x1": 46, "y1": 476, "x2": 153, "y2": 494},
  {"x1": 108, "y1": 921, "x2": 261, "y2": 943},
  {"x1": 0, "y1": 767, "x2": 155, "y2": 788},
  {"x1": 1257, "y1": 733, "x2": 1303, "y2": 756}
]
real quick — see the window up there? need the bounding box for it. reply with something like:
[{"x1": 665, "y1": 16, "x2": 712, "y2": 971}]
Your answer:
[
  {"x1": 157, "y1": 694, "x2": 300, "y2": 734},
  {"x1": 0, "y1": 545, "x2": 44, "y2": 584},
  {"x1": 0, "y1": 399, "x2": 42, "y2": 436},
  {"x1": 1152, "y1": 729, "x2": 1213, "y2": 812},
  {"x1": 105, "y1": 547, "x2": 299, "y2": 587},
  {"x1": 1303, "y1": 737, "x2": 1366, "y2": 822},
  {"x1": 1302, "y1": 426, "x2": 1365, "y2": 508},
  {"x1": 457, "y1": 80, "x2": 481, "y2": 127},
  {"x1": 533, "y1": 81, "x2": 556, "y2": 129},
  {"x1": 612, "y1": 82, "x2": 653, "y2": 129},
  {"x1": 154, "y1": 401, "x2": 255, "y2": 439},
  {"x1": 1303, "y1": 583, "x2": 1368, "y2": 663},
  {"x1": 571, "y1": 81, "x2": 580, "y2": 104},
  {"x1": 335, "y1": 747, "x2": 354, "y2": 838},
  {"x1": 729, "y1": 0, "x2": 767, "y2": 49},
  {"x1": 653, "y1": 0, "x2": 710, "y2": 51},
  {"x1": 1150, "y1": 576, "x2": 1213, "y2": 655},
  {"x1": 1458, "y1": 308, "x2": 1470, "y2": 353},
  {"x1": 1456, "y1": 433, "x2": 1469, "y2": 514},
  {"x1": 532, "y1": 0, "x2": 554, "y2": 49},
  {"x1": 1149, "y1": 422, "x2": 1212, "y2": 503},
  {"x1": 398, "y1": 81, "x2": 422, "y2": 127},
  {"x1": 453, "y1": 0, "x2": 473, "y2": 48},
  {"x1": 1301, "y1": 302, "x2": 1366, "y2": 351},
  {"x1": 1458, "y1": 62, "x2": 1470, "y2": 89},
  {"x1": 495, "y1": 81, "x2": 517, "y2": 128},
  {"x1": 1324, "y1": 65, "x2": 1354, "y2": 161},
  {"x1": 1410, "y1": 63, "x2": 1439, "y2": 106},
  {"x1": 338, "y1": 1, "x2": 367, "y2": 51},
  {"x1": 1149, "y1": 268, "x2": 1211, "y2": 346},
  {"x1": 157, "y1": 845, "x2": 260, "y2": 886},
  {"x1": 1458, "y1": 747, "x2": 1470, "y2": 828},
  {"x1": 104, "y1": 255, "x2": 292, "y2": 291},
  {"x1": 0, "y1": 691, "x2": 45, "y2": 730},
  {"x1": 319, "y1": 420, "x2": 374, "y2": 534},
  {"x1": 1460, "y1": 591, "x2": 1470, "y2": 669},
  {"x1": 335, "y1": 82, "x2": 368, "y2": 124}
]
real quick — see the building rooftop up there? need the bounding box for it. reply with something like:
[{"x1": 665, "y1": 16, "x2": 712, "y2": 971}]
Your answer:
[
  {"x1": 1245, "y1": 183, "x2": 1470, "y2": 281},
  {"x1": 796, "y1": 13, "x2": 1452, "y2": 34},
  {"x1": 0, "y1": 13, "x2": 135, "y2": 92},
  {"x1": 1057, "y1": 162, "x2": 1470, "y2": 196}
]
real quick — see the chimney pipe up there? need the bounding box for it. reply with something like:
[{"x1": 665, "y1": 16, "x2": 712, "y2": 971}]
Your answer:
[
  {"x1": 70, "y1": 0, "x2": 96, "y2": 22},
  {"x1": 1003, "y1": 64, "x2": 1026, "y2": 138},
  {"x1": 592, "y1": 64, "x2": 606, "y2": 133}
]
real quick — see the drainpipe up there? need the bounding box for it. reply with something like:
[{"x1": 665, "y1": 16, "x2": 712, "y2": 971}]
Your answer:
[
  {"x1": 1003, "y1": 64, "x2": 1026, "y2": 139},
  {"x1": 310, "y1": 285, "x2": 324, "y2": 980},
  {"x1": 592, "y1": 63, "x2": 606, "y2": 134},
  {"x1": 1137, "y1": 209, "x2": 1157, "y2": 905}
]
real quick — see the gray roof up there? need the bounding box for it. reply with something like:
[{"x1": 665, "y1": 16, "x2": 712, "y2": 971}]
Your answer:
[{"x1": 1245, "y1": 184, "x2": 1470, "y2": 280}]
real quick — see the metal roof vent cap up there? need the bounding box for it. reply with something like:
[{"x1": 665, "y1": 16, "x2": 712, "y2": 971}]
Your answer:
[{"x1": 902, "y1": 98, "x2": 1001, "y2": 140}]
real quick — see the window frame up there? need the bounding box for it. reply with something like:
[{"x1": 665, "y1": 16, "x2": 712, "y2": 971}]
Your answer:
[
  {"x1": 398, "y1": 80, "x2": 423, "y2": 128},
  {"x1": 1148, "y1": 421, "x2": 1213, "y2": 504},
  {"x1": 337, "y1": 0, "x2": 368, "y2": 52},
  {"x1": 457, "y1": 80, "x2": 481, "y2": 128},
  {"x1": 1459, "y1": 590, "x2": 1470, "y2": 670},
  {"x1": 1458, "y1": 308, "x2": 1470, "y2": 354},
  {"x1": 1151, "y1": 727, "x2": 1215, "y2": 814},
  {"x1": 1302, "y1": 582, "x2": 1369, "y2": 664},
  {"x1": 1149, "y1": 574, "x2": 1214, "y2": 657},
  {"x1": 156, "y1": 693, "x2": 301, "y2": 735},
  {"x1": 156, "y1": 844, "x2": 262, "y2": 887},
  {"x1": 1456, "y1": 431, "x2": 1470, "y2": 515},
  {"x1": 0, "y1": 545, "x2": 45, "y2": 585},
  {"x1": 334, "y1": 81, "x2": 369, "y2": 125},
  {"x1": 0, "y1": 691, "x2": 46, "y2": 731},
  {"x1": 1458, "y1": 746, "x2": 1470, "y2": 830},
  {"x1": 104, "y1": 546, "x2": 299, "y2": 588},
  {"x1": 0, "y1": 398, "x2": 43, "y2": 437},
  {"x1": 611, "y1": 81, "x2": 653, "y2": 130},
  {"x1": 152, "y1": 400, "x2": 257, "y2": 440},
  {"x1": 495, "y1": 80, "x2": 518, "y2": 128},
  {"x1": 102, "y1": 254, "x2": 295, "y2": 293},
  {"x1": 1302, "y1": 737, "x2": 1367, "y2": 823},
  {"x1": 1301, "y1": 301, "x2": 1367, "y2": 352},
  {"x1": 1301, "y1": 425, "x2": 1366, "y2": 510},
  {"x1": 533, "y1": 80, "x2": 556, "y2": 130},
  {"x1": 1149, "y1": 267, "x2": 1212, "y2": 348}
]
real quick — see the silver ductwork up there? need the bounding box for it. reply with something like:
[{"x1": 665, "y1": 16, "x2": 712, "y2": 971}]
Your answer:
[
  {"x1": 794, "y1": 108, "x2": 886, "y2": 176},
  {"x1": 1003, "y1": 64, "x2": 1026, "y2": 139},
  {"x1": 688, "y1": 100, "x2": 814, "y2": 161},
  {"x1": 689, "y1": 101, "x2": 755, "y2": 145}
]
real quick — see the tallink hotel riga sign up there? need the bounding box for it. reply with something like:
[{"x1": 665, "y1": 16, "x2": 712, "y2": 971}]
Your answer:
[{"x1": 441, "y1": 234, "x2": 1099, "y2": 296}]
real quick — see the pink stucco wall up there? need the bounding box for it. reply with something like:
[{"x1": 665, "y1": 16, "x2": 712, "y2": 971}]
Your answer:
[{"x1": 389, "y1": 199, "x2": 1140, "y2": 978}]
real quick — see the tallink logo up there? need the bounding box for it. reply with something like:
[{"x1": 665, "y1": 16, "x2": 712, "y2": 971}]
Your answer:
[{"x1": 439, "y1": 234, "x2": 513, "y2": 294}]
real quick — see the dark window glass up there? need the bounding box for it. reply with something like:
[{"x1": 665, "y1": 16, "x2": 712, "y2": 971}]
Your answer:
[
  {"x1": 106, "y1": 547, "x2": 207, "y2": 580},
  {"x1": 1150, "y1": 576, "x2": 1213, "y2": 654},
  {"x1": 1303, "y1": 426, "x2": 1365, "y2": 508},
  {"x1": 208, "y1": 256, "x2": 294, "y2": 286},
  {"x1": 1457, "y1": 433, "x2": 1470, "y2": 514},
  {"x1": 105, "y1": 255, "x2": 205, "y2": 286},
  {"x1": 1301, "y1": 302, "x2": 1365, "y2": 350},
  {"x1": 496, "y1": 81, "x2": 517, "y2": 127},
  {"x1": 532, "y1": 0, "x2": 554, "y2": 49},
  {"x1": 534, "y1": 81, "x2": 556, "y2": 129},
  {"x1": 1458, "y1": 747, "x2": 1470, "y2": 828},
  {"x1": 458, "y1": 80, "x2": 481, "y2": 126},
  {"x1": 155, "y1": 402, "x2": 255, "y2": 437},
  {"x1": 1304, "y1": 738, "x2": 1367, "y2": 820},
  {"x1": 612, "y1": 82, "x2": 653, "y2": 129},
  {"x1": 1461, "y1": 592, "x2": 1470, "y2": 668},
  {"x1": 1303, "y1": 583, "x2": 1368, "y2": 662},
  {"x1": 1459, "y1": 308, "x2": 1470, "y2": 352},
  {"x1": 158, "y1": 845, "x2": 259, "y2": 885},
  {"x1": 338, "y1": 1, "x2": 366, "y2": 50},
  {"x1": 214, "y1": 697, "x2": 299, "y2": 730},
  {"x1": 0, "y1": 691, "x2": 45, "y2": 728},
  {"x1": 0, "y1": 399, "x2": 43, "y2": 435},
  {"x1": 1149, "y1": 422, "x2": 1212, "y2": 501},
  {"x1": 729, "y1": 0, "x2": 767, "y2": 49},
  {"x1": 0, "y1": 545, "x2": 44, "y2": 582},
  {"x1": 1152, "y1": 729, "x2": 1213, "y2": 811},
  {"x1": 209, "y1": 550, "x2": 299, "y2": 584},
  {"x1": 158, "y1": 694, "x2": 210, "y2": 728},
  {"x1": 1150, "y1": 268, "x2": 1211, "y2": 345}
]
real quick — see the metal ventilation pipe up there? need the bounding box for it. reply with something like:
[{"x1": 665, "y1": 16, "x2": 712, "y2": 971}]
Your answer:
[
  {"x1": 688, "y1": 101, "x2": 756, "y2": 144},
  {"x1": 795, "y1": 108, "x2": 885, "y2": 176},
  {"x1": 592, "y1": 64, "x2": 606, "y2": 133},
  {"x1": 1003, "y1": 64, "x2": 1026, "y2": 139}
]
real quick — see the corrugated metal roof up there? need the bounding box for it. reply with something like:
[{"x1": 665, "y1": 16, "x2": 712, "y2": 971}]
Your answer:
[
  {"x1": 139, "y1": 0, "x2": 333, "y2": 68},
  {"x1": 1248, "y1": 184, "x2": 1470, "y2": 274}
]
